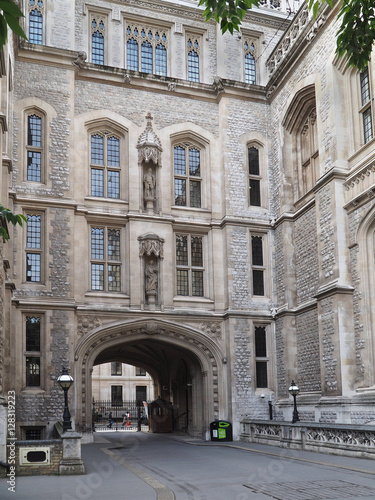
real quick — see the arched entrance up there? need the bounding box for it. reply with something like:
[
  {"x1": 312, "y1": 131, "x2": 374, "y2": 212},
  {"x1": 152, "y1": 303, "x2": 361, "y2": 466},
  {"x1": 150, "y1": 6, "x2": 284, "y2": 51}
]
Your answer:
[{"x1": 74, "y1": 318, "x2": 224, "y2": 440}]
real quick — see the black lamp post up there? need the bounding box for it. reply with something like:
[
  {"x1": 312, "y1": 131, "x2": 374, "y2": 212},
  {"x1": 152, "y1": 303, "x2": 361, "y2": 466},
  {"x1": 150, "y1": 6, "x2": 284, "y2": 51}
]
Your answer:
[
  {"x1": 57, "y1": 366, "x2": 74, "y2": 432},
  {"x1": 288, "y1": 380, "x2": 300, "y2": 424}
]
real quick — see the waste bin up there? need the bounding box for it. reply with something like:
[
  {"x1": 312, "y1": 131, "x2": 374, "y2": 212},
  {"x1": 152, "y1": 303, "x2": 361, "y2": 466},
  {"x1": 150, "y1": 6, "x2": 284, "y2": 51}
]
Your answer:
[{"x1": 210, "y1": 420, "x2": 233, "y2": 441}]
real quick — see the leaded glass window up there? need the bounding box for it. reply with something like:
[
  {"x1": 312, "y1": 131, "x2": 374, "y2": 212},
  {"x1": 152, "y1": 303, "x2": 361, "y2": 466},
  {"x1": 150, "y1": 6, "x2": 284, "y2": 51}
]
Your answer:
[
  {"x1": 174, "y1": 144, "x2": 201, "y2": 208},
  {"x1": 244, "y1": 39, "x2": 256, "y2": 84},
  {"x1": 251, "y1": 235, "x2": 264, "y2": 296},
  {"x1": 255, "y1": 326, "x2": 268, "y2": 388},
  {"x1": 360, "y1": 68, "x2": 373, "y2": 144},
  {"x1": 126, "y1": 24, "x2": 167, "y2": 76},
  {"x1": 91, "y1": 227, "x2": 121, "y2": 292},
  {"x1": 187, "y1": 38, "x2": 200, "y2": 82},
  {"x1": 25, "y1": 316, "x2": 41, "y2": 387},
  {"x1": 91, "y1": 17, "x2": 105, "y2": 65},
  {"x1": 27, "y1": 114, "x2": 42, "y2": 182},
  {"x1": 26, "y1": 214, "x2": 42, "y2": 282},
  {"x1": 29, "y1": 0, "x2": 43, "y2": 45},
  {"x1": 248, "y1": 146, "x2": 261, "y2": 206},
  {"x1": 90, "y1": 133, "x2": 120, "y2": 198},
  {"x1": 176, "y1": 234, "x2": 204, "y2": 296}
]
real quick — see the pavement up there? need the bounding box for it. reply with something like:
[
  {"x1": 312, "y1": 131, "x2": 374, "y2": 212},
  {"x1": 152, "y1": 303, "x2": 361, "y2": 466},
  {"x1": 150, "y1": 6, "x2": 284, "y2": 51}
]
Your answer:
[{"x1": 1, "y1": 430, "x2": 375, "y2": 500}]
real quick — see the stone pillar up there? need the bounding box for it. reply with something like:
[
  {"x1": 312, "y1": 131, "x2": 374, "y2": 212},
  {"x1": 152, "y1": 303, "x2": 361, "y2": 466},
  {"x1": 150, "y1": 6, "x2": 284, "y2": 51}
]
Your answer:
[{"x1": 59, "y1": 430, "x2": 85, "y2": 475}]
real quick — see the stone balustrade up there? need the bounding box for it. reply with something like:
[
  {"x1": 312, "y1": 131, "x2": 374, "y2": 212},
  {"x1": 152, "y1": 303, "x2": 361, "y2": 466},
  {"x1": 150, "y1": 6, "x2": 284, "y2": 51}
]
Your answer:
[{"x1": 240, "y1": 419, "x2": 375, "y2": 458}]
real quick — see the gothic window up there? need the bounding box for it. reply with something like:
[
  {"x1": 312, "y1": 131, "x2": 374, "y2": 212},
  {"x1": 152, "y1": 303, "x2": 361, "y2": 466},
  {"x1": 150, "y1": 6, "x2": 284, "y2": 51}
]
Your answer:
[
  {"x1": 176, "y1": 234, "x2": 204, "y2": 297},
  {"x1": 244, "y1": 39, "x2": 256, "y2": 84},
  {"x1": 187, "y1": 37, "x2": 200, "y2": 82},
  {"x1": 90, "y1": 132, "x2": 120, "y2": 198},
  {"x1": 299, "y1": 108, "x2": 318, "y2": 194},
  {"x1": 126, "y1": 24, "x2": 167, "y2": 76},
  {"x1": 90, "y1": 227, "x2": 121, "y2": 292},
  {"x1": 27, "y1": 113, "x2": 43, "y2": 182},
  {"x1": 25, "y1": 316, "x2": 41, "y2": 387},
  {"x1": 360, "y1": 67, "x2": 373, "y2": 144},
  {"x1": 111, "y1": 362, "x2": 122, "y2": 376},
  {"x1": 251, "y1": 235, "x2": 265, "y2": 296},
  {"x1": 248, "y1": 146, "x2": 261, "y2": 206},
  {"x1": 91, "y1": 17, "x2": 105, "y2": 65},
  {"x1": 29, "y1": 0, "x2": 43, "y2": 45},
  {"x1": 174, "y1": 144, "x2": 201, "y2": 208},
  {"x1": 26, "y1": 213, "x2": 42, "y2": 283},
  {"x1": 255, "y1": 326, "x2": 268, "y2": 388}
]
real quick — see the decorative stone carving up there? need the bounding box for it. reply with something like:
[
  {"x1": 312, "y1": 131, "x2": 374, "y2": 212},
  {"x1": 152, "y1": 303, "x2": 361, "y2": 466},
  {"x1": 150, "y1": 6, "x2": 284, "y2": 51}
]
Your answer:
[
  {"x1": 137, "y1": 113, "x2": 162, "y2": 167},
  {"x1": 73, "y1": 51, "x2": 87, "y2": 68},
  {"x1": 138, "y1": 233, "x2": 164, "y2": 259},
  {"x1": 123, "y1": 74, "x2": 132, "y2": 84},
  {"x1": 143, "y1": 167, "x2": 156, "y2": 213},
  {"x1": 168, "y1": 82, "x2": 176, "y2": 91},
  {"x1": 200, "y1": 322, "x2": 222, "y2": 340},
  {"x1": 77, "y1": 316, "x2": 101, "y2": 336},
  {"x1": 213, "y1": 76, "x2": 224, "y2": 93}
]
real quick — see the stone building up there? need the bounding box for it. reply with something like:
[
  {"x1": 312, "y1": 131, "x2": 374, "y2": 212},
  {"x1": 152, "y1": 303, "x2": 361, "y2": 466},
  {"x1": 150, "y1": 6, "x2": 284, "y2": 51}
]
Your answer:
[
  {"x1": 0, "y1": 0, "x2": 375, "y2": 451},
  {"x1": 92, "y1": 362, "x2": 154, "y2": 403}
]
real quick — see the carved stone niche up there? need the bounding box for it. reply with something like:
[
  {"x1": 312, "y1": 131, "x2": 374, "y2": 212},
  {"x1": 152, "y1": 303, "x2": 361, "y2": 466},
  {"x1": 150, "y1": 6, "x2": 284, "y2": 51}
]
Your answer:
[
  {"x1": 139, "y1": 233, "x2": 164, "y2": 308},
  {"x1": 137, "y1": 113, "x2": 162, "y2": 214}
]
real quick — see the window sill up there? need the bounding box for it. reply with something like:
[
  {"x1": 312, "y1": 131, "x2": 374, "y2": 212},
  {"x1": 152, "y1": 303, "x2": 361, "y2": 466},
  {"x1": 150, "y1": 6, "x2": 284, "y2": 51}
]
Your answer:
[
  {"x1": 20, "y1": 388, "x2": 46, "y2": 395},
  {"x1": 84, "y1": 196, "x2": 128, "y2": 205},
  {"x1": 173, "y1": 296, "x2": 214, "y2": 305},
  {"x1": 85, "y1": 291, "x2": 129, "y2": 299},
  {"x1": 172, "y1": 205, "x2": 210, "y2": 213}
]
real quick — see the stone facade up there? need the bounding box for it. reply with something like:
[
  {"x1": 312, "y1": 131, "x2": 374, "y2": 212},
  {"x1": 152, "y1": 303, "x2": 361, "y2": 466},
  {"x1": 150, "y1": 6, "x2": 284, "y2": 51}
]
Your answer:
[{"x1": 0, "y1": 0, "x2": 374, "y2": 454}]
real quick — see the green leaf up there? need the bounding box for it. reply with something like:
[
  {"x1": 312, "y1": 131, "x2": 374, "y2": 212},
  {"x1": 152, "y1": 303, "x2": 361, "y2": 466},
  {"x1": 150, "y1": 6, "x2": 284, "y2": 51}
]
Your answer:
[{"x1": 0, "y1": 0, "x2": 24, "y2": 18}]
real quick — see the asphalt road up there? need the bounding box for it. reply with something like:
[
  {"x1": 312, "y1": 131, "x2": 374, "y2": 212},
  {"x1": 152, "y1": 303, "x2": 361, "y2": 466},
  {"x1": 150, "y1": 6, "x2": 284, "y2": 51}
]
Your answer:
[{"x1": 1, "y1": 431, "x2": 375, "y2": 499}]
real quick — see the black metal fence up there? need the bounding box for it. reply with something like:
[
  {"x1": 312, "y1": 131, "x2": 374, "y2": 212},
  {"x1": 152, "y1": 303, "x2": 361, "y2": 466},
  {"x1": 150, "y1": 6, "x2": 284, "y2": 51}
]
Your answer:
[{"x1": 92, "y1": 400, "x2": 150, "y2": 432}]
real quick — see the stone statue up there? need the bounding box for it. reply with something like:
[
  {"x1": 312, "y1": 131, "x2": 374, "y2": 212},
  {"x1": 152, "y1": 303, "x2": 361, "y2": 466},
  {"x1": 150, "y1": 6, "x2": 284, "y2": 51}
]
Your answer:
[
  {"x1": 145, "y1": 259, "x2": 158, "y2": 292},
  {"x1": 143, "y1": 168, "x2": 155, "y2": 201}
]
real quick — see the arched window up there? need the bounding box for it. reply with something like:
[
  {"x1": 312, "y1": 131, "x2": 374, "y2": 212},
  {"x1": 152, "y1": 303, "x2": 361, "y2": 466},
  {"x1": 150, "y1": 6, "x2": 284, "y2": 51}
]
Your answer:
[
  {"x1": 187, "y1": 37, "x2": 200, "y2": 82},
  {"x1": 90, "y1": 132, "x2": 121, "y2": 199},
  {"x1": 26, "y1": 113, "x2": 43, "y2": 182},
  {"x1": 91, "y1": 17, "x2": 105, "y2": 65},
  {"x1": 299, "y1": 108, "x2": 318, "y2": 195},
  {"x1": 126, "y1": 24, "x2": 168, "y2": 76},
  {"x1": 29, "y1": 0, "x2": 43, "y2": 45},
  {"x1": 244, "y1": 39, "x2": 256, "y2": 84},
  {"x1": 173, "y1": 144, "x2": 201, "y2": 208}
]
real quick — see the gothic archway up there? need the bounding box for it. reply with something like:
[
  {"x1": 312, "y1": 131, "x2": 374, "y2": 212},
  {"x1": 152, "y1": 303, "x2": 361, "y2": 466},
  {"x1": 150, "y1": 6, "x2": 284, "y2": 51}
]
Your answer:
[{"x1": 74, "y1": 318, "x2": 224, "y2": 440}]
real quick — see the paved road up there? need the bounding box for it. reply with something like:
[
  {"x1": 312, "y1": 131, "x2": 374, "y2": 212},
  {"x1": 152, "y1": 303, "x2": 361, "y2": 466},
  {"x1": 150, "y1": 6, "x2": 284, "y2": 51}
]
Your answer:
[{"x1": 1, "y1": 431, "x2": 375, "y2": 499}]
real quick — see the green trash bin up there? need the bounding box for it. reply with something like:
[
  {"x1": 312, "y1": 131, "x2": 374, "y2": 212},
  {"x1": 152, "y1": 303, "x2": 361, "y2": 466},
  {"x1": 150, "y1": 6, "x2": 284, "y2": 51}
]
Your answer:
[{"x1": 210, "y1": 420, "x2": 233, "y2": 441}]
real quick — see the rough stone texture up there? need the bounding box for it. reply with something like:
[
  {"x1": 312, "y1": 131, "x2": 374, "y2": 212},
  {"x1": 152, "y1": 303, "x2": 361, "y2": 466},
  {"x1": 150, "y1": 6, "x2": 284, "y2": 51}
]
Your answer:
[
  {"x1": 275, "y1": 316, "x2": 287, "y2": 398},
  {"x1": 49, "y1": 209, "x2": 71, "y2": 298},
  {"x1": 319, "y1": 411, "x2": 337, "y2": 423},
  {"x1": 75, "y1": 80, "x2": 219, "y2": 135},
  {"x1": 296, "y1": 308, "x2": 321, "y2": 392},
  {"x1": 317, "y1": 185, "x2": 336, "y2": 280},
  {"x1": 233, "y1": 318, "x2": 252, "y2": 419},
  {"x1": 229, "y1": 227, "x2": 250, "y2": 309},
  {"x1": 321, "y1": 296, "x2": 338, "y2": 393},
  {"x1": 295, "y1": 208, "x2": 319, "y2": 305},
  {"x1": 350, "y1": 412, "x2": 375, "y2": 425},
  {"x1": 12, "y1": 63, "x2": 71, "y2": 198},
  {"x1": 275, "y1": 225, "x2": 286, "y2": 306}
]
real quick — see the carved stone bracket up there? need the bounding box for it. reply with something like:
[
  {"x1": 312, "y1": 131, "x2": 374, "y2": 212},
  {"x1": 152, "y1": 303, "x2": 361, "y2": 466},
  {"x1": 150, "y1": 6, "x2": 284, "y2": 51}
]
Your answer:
[
  {"x1": 73, "y1": 51, "x2": 87, "y2": 68},
  {"x1": 138, "y1": 233, "x2": 164, "y2": 259}
]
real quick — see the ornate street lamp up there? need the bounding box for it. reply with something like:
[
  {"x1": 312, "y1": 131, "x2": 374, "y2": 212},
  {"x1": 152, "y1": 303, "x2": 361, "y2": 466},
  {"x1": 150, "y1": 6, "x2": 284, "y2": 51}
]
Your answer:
[
  {"x1": 57, "y1": 366, "x2": 74, "y2": 432},
  {"x1": 288, "y1": 380, "x2": 300, "y2": 424}
]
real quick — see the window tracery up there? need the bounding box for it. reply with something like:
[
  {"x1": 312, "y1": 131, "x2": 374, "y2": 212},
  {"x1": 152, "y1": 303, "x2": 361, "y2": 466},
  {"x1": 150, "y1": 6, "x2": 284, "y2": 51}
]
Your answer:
[
  {"x1": 126, "y1": 24, "x2": 168, "y2": 76},
  {"x1": 29, "y1": 0, "x2": 43, "y2": 45},
  {"x1": 91, "y1": 16, "x2": 105, "y2": 65}
]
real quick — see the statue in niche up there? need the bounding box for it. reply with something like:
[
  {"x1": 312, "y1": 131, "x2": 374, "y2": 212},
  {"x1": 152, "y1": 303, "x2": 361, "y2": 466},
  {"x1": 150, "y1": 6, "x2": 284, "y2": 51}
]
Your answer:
[
  {"x1": 143, "y1": 167, "x2": 155, "y2": 201},
  {"x1": 145, "y1": 258, "x2": 158, "y2": 293}
]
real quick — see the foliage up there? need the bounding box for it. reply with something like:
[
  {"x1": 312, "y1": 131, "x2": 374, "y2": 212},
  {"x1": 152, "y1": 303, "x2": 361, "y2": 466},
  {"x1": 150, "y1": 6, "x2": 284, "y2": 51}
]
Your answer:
[
  {"x1": 0, "y1": 205, "x2": 26, "y2": 241},
  {"x1": 199, "y1": 0, "x2": 374, "y2": 71},
  {"x1": 0, "y1": 0, "x2": 27, "y2": 50}
]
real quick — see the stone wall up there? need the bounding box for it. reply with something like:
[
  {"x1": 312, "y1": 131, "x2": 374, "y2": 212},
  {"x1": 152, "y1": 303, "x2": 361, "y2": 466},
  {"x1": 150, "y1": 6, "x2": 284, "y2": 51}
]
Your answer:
[{"x1": 296, "y1": 308, "x2": 321, "y2": 392}]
